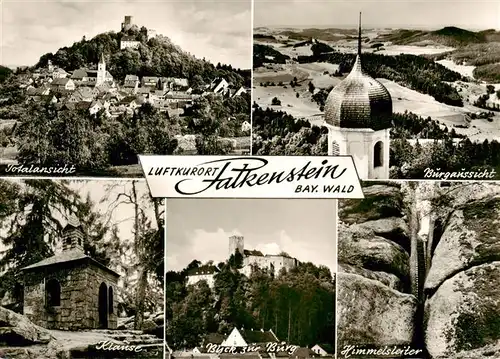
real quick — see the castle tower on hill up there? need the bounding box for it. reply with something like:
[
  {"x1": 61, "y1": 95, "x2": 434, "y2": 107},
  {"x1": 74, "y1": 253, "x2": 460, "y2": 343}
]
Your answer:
[
  {"x1": 121, "y1": 16, "x2": 134, "y2": 32},
  {"x1": 323, "y1": 12, "x2": 393, "y2": 180},
  {"x1": 229, "y1": 235, "x2": 244, "y2": 257}
]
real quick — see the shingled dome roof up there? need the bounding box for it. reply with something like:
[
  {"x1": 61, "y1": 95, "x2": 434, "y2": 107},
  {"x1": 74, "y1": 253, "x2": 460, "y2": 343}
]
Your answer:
[{"x1": 324, "y1": 13, "x2": 392, "y2": 130}]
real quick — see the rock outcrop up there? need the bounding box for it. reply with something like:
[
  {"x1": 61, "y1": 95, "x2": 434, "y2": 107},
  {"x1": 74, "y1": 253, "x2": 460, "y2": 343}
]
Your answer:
[
  {"x1": 424, "y1": 187, "x2": 500, "y2": 358},
  {"x1": 339, "y1": 227, "x2": 410, "y2": 284},
  {"x1": 337, "y1": 183, "x2": 417, "y2": 352},
  {"x1": 0, "y1": 306, "x2": 164, "y2": 358},
  {"x1": 0, "y1": 306, "x2": 53, "y2": 345},
  {"x1": 339, "y1": 184, "x2": 404, "y2": 225},
  {"x1": 337, "y1": 273, "x2": 416, "y2": 347},
  {"x1": 425, "y1": 196, "x2": 500, "y2": 292},
  {"x1": 425, "y1": 262, "x2": 500, "y2": 358}
]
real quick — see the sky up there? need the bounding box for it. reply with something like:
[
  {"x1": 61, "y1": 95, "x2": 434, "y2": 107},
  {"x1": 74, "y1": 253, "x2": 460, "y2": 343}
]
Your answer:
[
  {"x1": 0, "y1": 0, "x2": 251, "y2": 69},
  {"x1": 254, "y1": 0, "x2": 500, "y2": 30},
  {"x1": 166, "y1": 199, "x2": 337, "y2": 274}
]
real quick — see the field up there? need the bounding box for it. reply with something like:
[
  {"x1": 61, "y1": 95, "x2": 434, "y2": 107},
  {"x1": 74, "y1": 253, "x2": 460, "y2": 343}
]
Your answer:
[
  {"x1": 377, "y1": 45, "x2": 454, "y2": 56},
  {"x1": 381, "y1": 79, "x2": 500, "y2": 141},
  {"x1": 254, "y1": 27, "x2": 500, "y2": 142},
  {"x1": 254, "y1": 62, "x2": 341, "y2": 121},
  {"x1": 436, "y1": 59, "x2": 475, "y2": 78}
]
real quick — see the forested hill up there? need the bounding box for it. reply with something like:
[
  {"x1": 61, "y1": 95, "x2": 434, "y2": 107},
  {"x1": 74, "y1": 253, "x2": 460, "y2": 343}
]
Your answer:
[
  {"x1": 376, "y1": 27, "x2": 500, "y2": 47},
  {"x1": 0, "y1": 66, "x2": 13, "y2": 84},
  {"x1": 34, "y1": 27, "x2": 250, "y2": 86},
  {"x1": 166, "y1": 254, "x2": 335, "y2": 350}
]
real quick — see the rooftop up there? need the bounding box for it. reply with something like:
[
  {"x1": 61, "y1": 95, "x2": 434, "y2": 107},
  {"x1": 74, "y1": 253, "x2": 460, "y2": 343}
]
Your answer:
[{"x1": 21, "y1": 248, "x2": 119, "y2": 277}]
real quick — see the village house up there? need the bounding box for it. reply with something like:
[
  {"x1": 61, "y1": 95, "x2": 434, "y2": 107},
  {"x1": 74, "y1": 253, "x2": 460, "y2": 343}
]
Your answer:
[
  {"x1": 137, "y1": 87, "x2": 152, "y2": 98},
  {"x1": 50, "y1": 78, "x2": 76, "y2": 91},
  {"x1": 51, "y1": 68, "x2": 69, "y2": 79},
  {"x1": 142, "y1": 76, "x2": 160, "y2": 88},
  {"x1": 232, "y1": 86, "x2": 247, "y2": 97},
  {"x1": 124, "y1": 75, "x2": 140, "y2": 93},
  {"x1": 292, "y1": 348, "x2": 319, "y2": 359},
  {"x1": 311, "y1": 344, "x2": 334, "y2": 357},
  {"x1": 119, "y1": 95, "x2": 145, "y2": 110},
  {"x1": 165, "y1": 91, "x2": 193, "y2": 104},
  {"x1": 68, "y1": 87, "x2": 95, "y2": 103},
  {"x1": 241, "y1": 120, "x2": 251, "y2": 132},
  {"x1": 26, "y1": 86, "x2": 51, "y2": 98},
  {"x1": 210, "y1": 78, "x2": 230, "y2": 94},
  {"x1": 159, "y1": 77, "x2": 189, "y2": 91},
  {"x1": 89, "y1": 100, "x2": 110, "y2": 115}
]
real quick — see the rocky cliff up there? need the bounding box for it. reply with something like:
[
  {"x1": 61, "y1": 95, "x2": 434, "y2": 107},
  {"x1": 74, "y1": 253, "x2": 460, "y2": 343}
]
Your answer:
[
  {"x1": 337, "y1": 183, "x2": 417, "y2": 351},
  {"x1": 337, "y1": 182, "x2": 500, "y2": 358},
  {"x1": 424, "y1": 183, "x2": 500, "y2": 358}
]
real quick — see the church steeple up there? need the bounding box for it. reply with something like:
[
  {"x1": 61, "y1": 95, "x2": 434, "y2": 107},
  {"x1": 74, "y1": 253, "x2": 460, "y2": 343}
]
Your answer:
[
  {"x1": 350, "y1": 12, "x2": 363, "y2": 75},
  {"x1": 358, "y1": 12, "x2": 362, "y2": 57},
  {"x1": 62, "y1": 214, "x2": 85, "y2": 253},
  {"x1": 96, "y1": 53, "x2": 106, "y2": 86}
]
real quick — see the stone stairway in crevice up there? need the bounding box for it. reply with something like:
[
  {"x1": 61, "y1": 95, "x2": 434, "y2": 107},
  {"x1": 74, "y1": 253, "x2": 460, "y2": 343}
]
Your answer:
[{"x1": 69, "y1": 329, "x2": 164, "y2": 359}]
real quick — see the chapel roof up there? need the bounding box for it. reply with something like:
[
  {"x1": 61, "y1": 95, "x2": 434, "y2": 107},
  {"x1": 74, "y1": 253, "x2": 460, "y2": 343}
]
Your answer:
[{"x1": 21, "y1": 249, "x2": 120, "y2": 277}]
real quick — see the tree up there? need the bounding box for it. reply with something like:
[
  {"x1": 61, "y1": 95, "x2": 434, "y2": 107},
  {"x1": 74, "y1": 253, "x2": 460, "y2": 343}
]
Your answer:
[
  {"x1": 308, "y1": 81, "x2": 315, "y2": 94},
  {"x1": 16, "y1": 102, "x2": 110, "y2": 170},
  {"x1": 101, "y1": 181, "x2": 163, "y2": 329},
  {"x1": 0, "y1": 179, "x2": 111, "y2": 310}
]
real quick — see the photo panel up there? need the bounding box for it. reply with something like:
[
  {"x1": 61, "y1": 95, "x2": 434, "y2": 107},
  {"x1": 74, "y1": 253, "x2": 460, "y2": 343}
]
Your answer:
[
  {"x1": 165, "y1": 198, "x2": 337, "y2": 358},
  {"x1": 0, "y1": 0, "x2": 251, "y2": 177},
  {"x1": 0, "y1": 178, "x2": 165, "y2": 358},
  {"x1": 337, "y1": 180, "x2": 500, "y2": 359},
  {"x1": 252, "y1": 0, "x2": 500, "y2": 180}
]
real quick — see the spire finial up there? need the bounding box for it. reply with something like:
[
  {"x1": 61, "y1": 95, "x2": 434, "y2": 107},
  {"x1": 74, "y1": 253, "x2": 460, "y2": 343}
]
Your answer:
[{"x1": 358, "y1": 12, "x2": 362, "y2": 56}]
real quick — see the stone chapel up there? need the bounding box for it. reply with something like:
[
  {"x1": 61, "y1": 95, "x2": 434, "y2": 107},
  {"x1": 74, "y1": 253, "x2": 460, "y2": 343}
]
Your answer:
[{"x1": 21, "y1": 214, "x2": 119, "y2": 330}]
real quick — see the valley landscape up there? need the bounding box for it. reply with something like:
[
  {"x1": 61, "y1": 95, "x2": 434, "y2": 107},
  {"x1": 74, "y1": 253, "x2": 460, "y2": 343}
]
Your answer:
[{"x1": 252, "y1": 10, "x2": 500, "y2": 178}]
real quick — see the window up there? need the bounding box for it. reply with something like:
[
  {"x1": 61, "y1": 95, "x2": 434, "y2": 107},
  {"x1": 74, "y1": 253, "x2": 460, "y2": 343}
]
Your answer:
[
  {"x1": 331, "y1": 141, "x2": 340, "y2": 156},
  {"x1": 108, "y1": 287, "x2": 114, "y2": 314},
  {"x1": 64, "y1": 236, "x2": 71, "y2": 247},
  {"x1": 46, "y1": 279, "x2": 61, "y2": 306},
  {"x1": 374, "y1": 141, "x2": 384, "y2": 167}
]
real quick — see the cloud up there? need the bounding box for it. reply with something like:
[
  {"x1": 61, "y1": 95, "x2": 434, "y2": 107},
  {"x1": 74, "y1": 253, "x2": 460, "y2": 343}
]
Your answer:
[
  {"x1": 1, "y1": 0, "x2": 251, "y2": 68},
  {"x1": 254, "y1": 0, "x2": 498, "y2": 30},
  {"x1": 165, "y1": 198, "x2": 337, "y2": 274},
  {"x1": 166, "y1": 228, "x2": 242, "y2": 271}
]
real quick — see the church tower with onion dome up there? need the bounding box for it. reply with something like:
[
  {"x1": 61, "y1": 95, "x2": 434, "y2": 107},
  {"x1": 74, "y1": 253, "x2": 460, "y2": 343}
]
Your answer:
[{"x1": 323, "y1": 12, "x2": 393, "y2": 179}]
